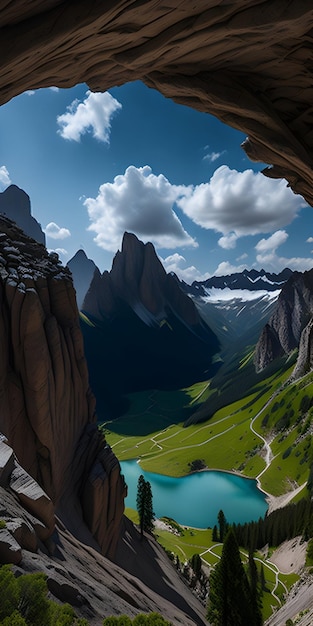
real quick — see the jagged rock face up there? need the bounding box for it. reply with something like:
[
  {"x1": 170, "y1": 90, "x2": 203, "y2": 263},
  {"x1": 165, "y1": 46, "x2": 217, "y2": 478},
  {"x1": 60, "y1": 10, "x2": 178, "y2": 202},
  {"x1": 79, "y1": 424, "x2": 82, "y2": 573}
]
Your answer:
[
  {"x1": 1, "y1": 3, "x2": 313, "y2": 207},
  {"x1": 293, "y1": 318, "x2": 313, "y2": 378},
  {"x1": 81, "y1": 233, "x2": 220, "y2": 418},
  {"x1": 84, "y1": 232, "x2": 201, "y2": 326},
  {"x1": 254, "y1": 270, "x2": 313, "y2": 373},
  {"x1": 0, "y1": 185, "x2": 45, "y2": 245},
  {"x1": 0, "y1": 216, "x2": 126, "y2": 557}
]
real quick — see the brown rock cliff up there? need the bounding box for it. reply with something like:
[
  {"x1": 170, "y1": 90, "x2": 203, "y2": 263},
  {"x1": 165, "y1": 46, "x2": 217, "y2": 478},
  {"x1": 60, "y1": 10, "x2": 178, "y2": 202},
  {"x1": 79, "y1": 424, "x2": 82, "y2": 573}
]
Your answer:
[{"x1": 0, "y1": 216, "x2": 126, "y2": 557}]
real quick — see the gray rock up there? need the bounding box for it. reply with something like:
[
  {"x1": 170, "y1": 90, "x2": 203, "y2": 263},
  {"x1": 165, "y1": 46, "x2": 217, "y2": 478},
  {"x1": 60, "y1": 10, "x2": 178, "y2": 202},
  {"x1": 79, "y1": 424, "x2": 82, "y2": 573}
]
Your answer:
[
  {"x1": 0, "y1": 528, "x2": 22, "y2": 564},
  {"x1": 0, "y1": 441, "x2": 14, "y2": 487}
]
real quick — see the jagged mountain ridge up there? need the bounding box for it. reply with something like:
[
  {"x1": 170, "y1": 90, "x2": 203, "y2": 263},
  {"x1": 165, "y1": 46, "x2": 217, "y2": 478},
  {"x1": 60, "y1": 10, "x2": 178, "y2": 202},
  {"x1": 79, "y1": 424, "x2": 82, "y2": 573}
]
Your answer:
[
  {"x1": 179, "y1": 269, "x2": 292, "y2": 350},
  {"x1": 255, "y1": 269, "x2": 313, "y2": 376},
  {"x1": 67, "y1": 242, "x2": 291, "y2": 350},
  {"x1": 83, "y1": 232, "x2": 206, "y2": 328},
  {"x1": 80, "y1": 233, "x2": 221, "y2": 419},
  {"x1": 186, "y1": 267, "x2": 293, "y2": 296}
]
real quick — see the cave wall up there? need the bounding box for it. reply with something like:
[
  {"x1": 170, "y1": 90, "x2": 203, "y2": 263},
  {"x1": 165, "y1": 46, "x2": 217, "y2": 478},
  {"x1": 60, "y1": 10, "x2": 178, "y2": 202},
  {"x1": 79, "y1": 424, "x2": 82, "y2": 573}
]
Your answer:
[{"x1": 1, "y1": 1, "x2": 313, "y2": 204}]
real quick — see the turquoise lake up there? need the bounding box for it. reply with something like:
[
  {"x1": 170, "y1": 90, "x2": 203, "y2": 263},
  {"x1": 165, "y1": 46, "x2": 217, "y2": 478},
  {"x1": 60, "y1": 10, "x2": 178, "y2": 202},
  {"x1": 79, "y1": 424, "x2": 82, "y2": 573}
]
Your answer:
[{"x1": 121, "y1": 459, "x2": 268, "y2": 528}]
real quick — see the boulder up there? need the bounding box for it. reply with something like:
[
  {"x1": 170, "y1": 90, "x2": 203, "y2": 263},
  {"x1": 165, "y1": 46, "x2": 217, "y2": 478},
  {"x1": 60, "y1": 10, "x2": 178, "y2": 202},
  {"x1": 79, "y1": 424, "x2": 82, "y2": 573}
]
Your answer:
[
  {"x1": 5, "y1": 517, "x2": 37, "y2": 553},
  {"x1": 9, "y1": 464, "x2": 55, "y2": 541},
  {"x1": 0, "y1": 528, "x2": 22, "y2": 565},
  {"x1": 0, "y1": 440, "x2": 14, "y2": 487}
]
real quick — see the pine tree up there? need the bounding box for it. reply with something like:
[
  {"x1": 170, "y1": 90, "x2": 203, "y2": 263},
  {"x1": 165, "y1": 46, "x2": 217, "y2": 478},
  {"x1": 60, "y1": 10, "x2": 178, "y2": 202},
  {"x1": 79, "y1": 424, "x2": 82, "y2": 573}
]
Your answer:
[
  {"x1": 260, "y1": 564, "x2": 267, "y2": 593},
  {"x1": 136, "y1": 475, "x2": 155, "y2": 538},
  {"x1": 217, "y1": 510, "x2": 227, "y2": 542},
  {"x1": 212, "y1": 525, "x2": 219, "y2": 542},
  {"x1": 190, "y1": 553, "x2": 202, "y2": 579},
  {"x1": 248, "y1": 549, "x2": 263, "y2": 626},
  {"x1": 207, "y1": 529, "x2": 262, "y2": 625}
]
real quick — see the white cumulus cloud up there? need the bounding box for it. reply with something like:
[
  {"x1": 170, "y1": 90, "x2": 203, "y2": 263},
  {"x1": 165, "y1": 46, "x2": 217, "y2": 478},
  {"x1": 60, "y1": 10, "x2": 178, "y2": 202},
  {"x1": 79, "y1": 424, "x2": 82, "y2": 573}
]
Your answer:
[
  {"x1": 255, "y1": 230, "x2": 289, "y2": 255},
  {"x1": 161, "y1": 253, "x2": 210, "y2": 284},
  {"x1": 57, "y1": 90, "x2": 122, "y2": 142},
  {"x1": 0, "y1": 165, "x2": 11, "y2": 190},
  {"x1": 255, "y1": 231, "x2": 313, "y2": 271},
  {"x1": 44, "y1": 222, "x2": 71, "y2": 240},
  {"x1": 177, "y1": 166, "x2": 306, "y2": 243},
  {"x1": 84, "y1": 165, "x2": 197, "y2": 252},
  {"x1": 218, "y1": 233, "x2": 238, "y2": 249},
  {"x1": 213, "y1": 261, "x2": 248, "y2": 276}
]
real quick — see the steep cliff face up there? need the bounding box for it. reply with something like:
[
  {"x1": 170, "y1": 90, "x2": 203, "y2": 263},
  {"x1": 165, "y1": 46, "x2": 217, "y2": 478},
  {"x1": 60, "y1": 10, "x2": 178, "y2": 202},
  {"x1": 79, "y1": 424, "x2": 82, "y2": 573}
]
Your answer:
[
  {"x1": 1, "y1": 3, "x2": 313, "y2": 209},
  {"x1": 0, "y1": 216, "x2": 126, "y2": 557},
  {"x1": 254, "y1": 270, "x2": 313, "y2": 374}
]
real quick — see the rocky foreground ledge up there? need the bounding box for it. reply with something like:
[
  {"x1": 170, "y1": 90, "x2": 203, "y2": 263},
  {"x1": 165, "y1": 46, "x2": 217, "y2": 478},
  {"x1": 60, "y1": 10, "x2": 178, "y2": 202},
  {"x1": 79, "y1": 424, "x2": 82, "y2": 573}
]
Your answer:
[{"x1": 0, "y1": 439, "x2": 207, "y2": 625}]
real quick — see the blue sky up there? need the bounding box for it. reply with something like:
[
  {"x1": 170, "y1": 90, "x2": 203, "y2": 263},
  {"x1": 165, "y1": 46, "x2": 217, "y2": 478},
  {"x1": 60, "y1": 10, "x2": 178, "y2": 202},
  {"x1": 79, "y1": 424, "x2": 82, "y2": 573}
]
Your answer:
[{"x1": 0, "y1": 80, "x2": 312, "y2": 282}]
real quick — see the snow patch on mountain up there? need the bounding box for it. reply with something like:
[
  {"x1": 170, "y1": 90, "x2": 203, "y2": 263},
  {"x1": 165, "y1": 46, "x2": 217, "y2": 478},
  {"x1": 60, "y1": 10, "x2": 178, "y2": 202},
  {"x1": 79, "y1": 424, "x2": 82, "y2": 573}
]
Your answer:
[{"x1": 201, "y1": 287, "x2": 281, "y2": 304}]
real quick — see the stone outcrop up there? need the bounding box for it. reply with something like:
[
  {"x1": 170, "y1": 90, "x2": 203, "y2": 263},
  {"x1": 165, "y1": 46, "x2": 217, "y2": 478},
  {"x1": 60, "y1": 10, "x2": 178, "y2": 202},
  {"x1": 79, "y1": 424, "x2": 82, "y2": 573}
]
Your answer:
[
  {"x1": 254, "y1": 270, "x2": 313, "y2": 373},
  {"x1": 1, "y1": 3, "x2": 313, "y2": 207},
  {"x1": 0, "y1": 439, "x2": 53, "y2": 562},
  {"x1": 0, "y1": 216, "x2": 126, "y2": 557},
  {"x1": 0, "y1": 185, "x2": 45, "y2": 245}
]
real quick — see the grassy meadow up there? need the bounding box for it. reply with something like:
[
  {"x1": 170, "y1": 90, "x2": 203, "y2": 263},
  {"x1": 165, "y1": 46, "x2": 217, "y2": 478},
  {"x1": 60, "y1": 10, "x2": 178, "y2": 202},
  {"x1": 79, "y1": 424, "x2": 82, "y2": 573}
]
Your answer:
[{"x1": 103, "y1": 362, "x2": 313, "y2": 497}]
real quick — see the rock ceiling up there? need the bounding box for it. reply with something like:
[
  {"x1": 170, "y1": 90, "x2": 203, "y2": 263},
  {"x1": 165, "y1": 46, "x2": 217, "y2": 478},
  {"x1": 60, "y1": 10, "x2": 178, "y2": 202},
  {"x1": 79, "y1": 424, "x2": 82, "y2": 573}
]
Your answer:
[{"x1": 1, "y1": 1, "x2": 313, "y2": 204}]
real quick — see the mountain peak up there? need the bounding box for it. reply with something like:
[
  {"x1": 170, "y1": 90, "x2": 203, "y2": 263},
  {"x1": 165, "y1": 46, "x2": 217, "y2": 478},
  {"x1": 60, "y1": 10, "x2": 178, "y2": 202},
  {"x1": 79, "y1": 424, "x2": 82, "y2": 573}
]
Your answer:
[
  {"x1": 67, "y1": 250, "x2": 98, "y2": 310},
  {"x1": 0, "y1": 184, "x2": 45, "y2": 245}
]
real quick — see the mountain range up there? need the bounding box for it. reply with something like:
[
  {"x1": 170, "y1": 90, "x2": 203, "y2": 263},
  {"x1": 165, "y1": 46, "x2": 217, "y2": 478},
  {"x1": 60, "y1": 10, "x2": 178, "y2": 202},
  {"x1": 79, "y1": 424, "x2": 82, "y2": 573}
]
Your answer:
[{"x1": 68, "y1": 242, "x2": 298, "y2": 385}]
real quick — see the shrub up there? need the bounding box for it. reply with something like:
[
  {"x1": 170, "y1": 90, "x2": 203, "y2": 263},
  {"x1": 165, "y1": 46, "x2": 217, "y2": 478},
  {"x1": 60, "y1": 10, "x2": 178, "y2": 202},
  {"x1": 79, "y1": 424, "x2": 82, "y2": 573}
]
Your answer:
[
  {"x1": 0, "y1": 565, "x2": 19, "y2": 620},
  {"x1": 282, "y1": 446, "x2": 292, "y2": 459},
  {"x1": 1, "y1": 610, "x2": 27, "y2": 625}
]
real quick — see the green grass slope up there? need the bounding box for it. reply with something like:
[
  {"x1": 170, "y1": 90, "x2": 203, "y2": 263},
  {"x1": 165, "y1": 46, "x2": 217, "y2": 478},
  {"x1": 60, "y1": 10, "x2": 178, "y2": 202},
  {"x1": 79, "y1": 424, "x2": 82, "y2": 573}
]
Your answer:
[{"x1": 104, "y1": 358, "x2": 313, "y2": 498}]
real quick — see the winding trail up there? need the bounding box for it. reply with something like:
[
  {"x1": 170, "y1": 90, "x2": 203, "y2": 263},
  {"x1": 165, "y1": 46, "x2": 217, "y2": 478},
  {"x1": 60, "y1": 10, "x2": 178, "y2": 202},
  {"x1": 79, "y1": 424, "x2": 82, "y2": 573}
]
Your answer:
[{"x1": 249, "y1": 395, "x2": 277, "y2": 479}]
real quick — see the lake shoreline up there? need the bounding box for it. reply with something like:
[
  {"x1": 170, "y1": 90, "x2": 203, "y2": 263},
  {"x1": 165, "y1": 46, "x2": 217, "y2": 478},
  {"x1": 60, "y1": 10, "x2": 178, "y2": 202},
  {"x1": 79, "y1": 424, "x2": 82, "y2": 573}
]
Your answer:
[
  {"x1": 122, "y1": 459, "x2": 268, "y2": 528},
  {"x1": 136, "y1": 459, "x2": 306, "y2": 515}
]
